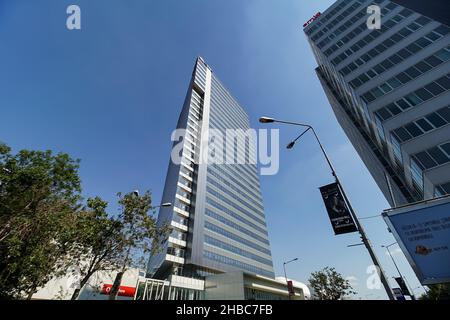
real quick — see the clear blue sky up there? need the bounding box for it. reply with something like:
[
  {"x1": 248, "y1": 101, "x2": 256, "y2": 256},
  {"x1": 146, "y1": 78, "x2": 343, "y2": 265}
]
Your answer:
[{"x1": 0, "y1": 0, "x2": 426, "y2": 299}]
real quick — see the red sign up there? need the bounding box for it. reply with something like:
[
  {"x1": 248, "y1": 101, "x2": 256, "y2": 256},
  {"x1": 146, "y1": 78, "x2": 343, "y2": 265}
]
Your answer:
[
  {"x1": 101, "y1": 284, "x2": 136, "y2": 297},
  {"x1": 303, "y1": 12, "x2": 321, "y2": 28},
  {"x1": 287, "y1": 281, "x2": 295, "y2": 295}
]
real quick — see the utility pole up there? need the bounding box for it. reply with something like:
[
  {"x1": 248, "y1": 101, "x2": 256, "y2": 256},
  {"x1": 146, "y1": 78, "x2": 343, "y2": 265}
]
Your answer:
[{"x1": 259, "y1": 117, "x2": 396, "y2": 300}]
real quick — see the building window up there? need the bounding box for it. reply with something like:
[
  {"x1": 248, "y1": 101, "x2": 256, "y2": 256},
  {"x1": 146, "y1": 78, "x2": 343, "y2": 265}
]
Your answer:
[
  {"x1": 375, "y1": 115, "x2": 386, "y2": 142},
  {"x1": 435, "y1": 182, "x2": 450, "y2": 197},
  {"x1": 410, "y1": 159, "x2": 424, "y2": 192},
  {"x1": 391, "y1": 135, "x2": 403, "y2": 164}
]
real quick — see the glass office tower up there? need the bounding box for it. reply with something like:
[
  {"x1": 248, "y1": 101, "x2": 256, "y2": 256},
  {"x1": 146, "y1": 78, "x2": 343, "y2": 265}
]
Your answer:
[
  {"x1": 304, "y1": 0, "x2": 450, "y2": 206},
  {"x1": 147, "y1": 57, "x2": 275, "y2": 281}
]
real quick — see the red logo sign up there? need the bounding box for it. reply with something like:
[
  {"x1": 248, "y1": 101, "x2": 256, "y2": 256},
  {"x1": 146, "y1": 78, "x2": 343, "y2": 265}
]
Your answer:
[
  {"x1": 101, "y1": 284, "x2": 136, "y2": 297},
  {"x1": 303, "y1": 12, "x2": 321, "y2": 28},
  {"x1": 287, "y1": 280, "x2": 295, "y2": 295}
]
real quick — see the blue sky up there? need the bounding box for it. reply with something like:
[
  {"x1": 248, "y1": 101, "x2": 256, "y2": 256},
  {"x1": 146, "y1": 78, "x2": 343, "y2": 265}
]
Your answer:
[{"x1": 0, "y1": 0, "x2": 427, "y2": 299}]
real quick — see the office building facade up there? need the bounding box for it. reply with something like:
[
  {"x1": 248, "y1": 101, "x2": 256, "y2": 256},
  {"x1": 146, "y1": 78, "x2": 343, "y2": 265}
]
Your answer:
[
  {"x1": 147, "y1": 57, "x2": 275, "y2": 284},
  {"x1": 304, "y1": 0, "x2": 450, "y2": 206},
  {"x1": 391, "y1": 0, "x2": 449, "y2": 27}
]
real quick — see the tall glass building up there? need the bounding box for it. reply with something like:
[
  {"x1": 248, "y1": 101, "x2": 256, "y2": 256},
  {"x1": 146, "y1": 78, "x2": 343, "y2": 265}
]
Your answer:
[
  {"x1": 147, "y1": 57, "x2": 275, "y2": 282},
  {"x1": 304, "y1": 0, "x2": 450, "y2": 206}
]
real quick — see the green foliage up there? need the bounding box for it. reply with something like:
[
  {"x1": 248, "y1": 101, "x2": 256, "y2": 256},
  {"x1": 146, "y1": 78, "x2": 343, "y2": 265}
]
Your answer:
[
  {"x1": 0, "y1": 142, "x2": 81, "y2": 299},
  {"x1": 107, "y1": 191, "x2": 170, "y2": 300},
  {"x1": 0, "y1": 142, "x2": 169, "y2": 300},
  {"x1": 69, "y1": 192, "x2": 170, "y2": 300},
  {"x1": 419, "y1": 284, "x2": 450, "y2": 300},
  {"x1": 308, "y1": 267, "x2": 356, "y2": 300}
]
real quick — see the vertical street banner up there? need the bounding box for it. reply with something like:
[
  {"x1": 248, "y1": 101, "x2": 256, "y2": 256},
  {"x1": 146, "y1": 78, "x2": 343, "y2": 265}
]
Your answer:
[
  {"x1": 319, "y1": 182, "x2": 358, "y2": 235},
  {"x1": 394, "y1": 277, "x2": 411, "y2": 296}
]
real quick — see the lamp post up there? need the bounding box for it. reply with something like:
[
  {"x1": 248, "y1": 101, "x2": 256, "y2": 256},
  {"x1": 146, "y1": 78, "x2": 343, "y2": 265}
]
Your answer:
[
  {"x1": 382, "y1": 242, "x2": 415, "y2": 300},
  {"x1": 283, "y1": 258, "x2": 298, "y2": 300},
  {"x1": 259, "y1": 116, "x2": 395, "y2": 301}
]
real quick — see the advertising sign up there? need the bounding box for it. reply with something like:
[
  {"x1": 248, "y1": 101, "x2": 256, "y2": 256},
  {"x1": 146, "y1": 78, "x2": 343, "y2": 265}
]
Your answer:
[
  {"x1": 319, "y1": 182, "x2": 358, "y2": 235},
  {"x1": 303, "y1": 12, "x2": 321, "y2": 28},
  {"x1": 383, "y1": 196, "x2": 450, "y2": 285},
  {"x1": 287, "y1": 280, "x2": 295, "y2": 295},
  {"x1": 101, "y1": 284, "x2": 136, "y2": 297}
]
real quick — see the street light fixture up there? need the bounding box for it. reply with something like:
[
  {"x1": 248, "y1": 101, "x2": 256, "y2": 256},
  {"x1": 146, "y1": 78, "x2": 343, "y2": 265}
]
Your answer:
[
  {"x1": 283, "y1": 258, "x2": 299, "y2": 300},
  {"x1": 153, "y1": 202, "x2": 173, "y2": 209},
  {"x1": 129, "y1": 190, "x2": 172, "y2": 208},
  {"x1": 259, "y1": 117, "x2": 275, "y2": 123},
  {"x1": 259, "y1": 116, "x2": 395, "y2": 301}
]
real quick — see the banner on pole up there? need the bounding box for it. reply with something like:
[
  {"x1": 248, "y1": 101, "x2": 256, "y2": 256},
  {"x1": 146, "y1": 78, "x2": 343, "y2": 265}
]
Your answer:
[{"x1": 319, "y1": 182, "x2": 358, "y2": 235}]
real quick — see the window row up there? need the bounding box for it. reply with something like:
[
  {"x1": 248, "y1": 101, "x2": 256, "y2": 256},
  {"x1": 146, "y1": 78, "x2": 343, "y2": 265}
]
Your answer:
[
  {"x1": 391, "y1": 106, "x2": 450, "y2": 143},
  {"x1": 167, "y1": 246, "x2": 185, "y2": 258},
  {"x1": 339, "y1": 15, "x2": 431, "y2": 74},
  {"x1": 207, "y1": 177, "x2": 264, "y2": 217},
  {"x1": 205, "y1": 208, "x2": 270, "y2": 245},
  {"x1": 207, "y1": 187, "x2": 266, "y2": 226},
  {"x1": 206, "y1": 197, "x2": 268, "y2": 235},
  {"x1": 349, "y1": 25, "x2": 450, "y2": 88},
  {"x1": 435, "y1": 182, "x2": 450, "y2": 197},
  {"x1": 306, "y1": 0, "x2": 353, "y2": 37},
  {"x1": 208, "y1": 164, "x2": 263, "y2": 203},
  {"x1": 170, "y1": 229, "x2": 187, "y2": 241},
  {"x1": 321, "y1": 1, "x2": 395, "y2": 52},
  {"x1": 207, "y1": 175, "x2": 264, "y2": 214},
  {"x1": 204, "y1": 221, "x2": 271, "y2": 256},
  {"x1": 315, "y1": 0, "x2": 366, "y2": 46},
  {"x1": 362, "y1": 47, "x2": 450, "y2": 103},
  {"x1": 412, "y1": 141, "x2": 450, "y2": 171},
  {"x1": 203, "y1": 250, "x2": 274, "y2": 278},
  {"x1": 375, "y1": 74, "x2": 450, "y2": 121},
  {"x1": 332, "y1": 13, "x2": 429, "y2": 66},
  {"x1": 172, "y1": 211, "x2": 189, "y2": 226},
  {"x1": 204, "y1": 235, "x2": 273, "y2": 266}
]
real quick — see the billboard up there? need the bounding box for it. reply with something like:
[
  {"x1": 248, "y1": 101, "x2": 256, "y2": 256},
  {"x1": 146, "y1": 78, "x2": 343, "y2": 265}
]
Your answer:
[
  {"x1": 383, "y1": 196, "x2": 450, "y2": 285},
  {"x1": 319, "y1": 182, "x2": 358, "y2": 235}
]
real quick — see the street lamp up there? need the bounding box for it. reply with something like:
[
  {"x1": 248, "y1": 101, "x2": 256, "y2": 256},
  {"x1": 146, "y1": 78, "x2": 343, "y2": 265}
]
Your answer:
[
  {"x1": 156, "y1": 202, "x2": 173, "y2": 208},
  {"x1": 259, "y1": 116, "x2": 395, "y2": 301},
  {"x1": 130, "y1": 190, "x2": 172, "y2": 208},
  {"x1": 382, "y1": 242, "x2": 415, "y2": 300},
  {"x1": 283, "y1": 258, "x2": 298, "y2": 300}
]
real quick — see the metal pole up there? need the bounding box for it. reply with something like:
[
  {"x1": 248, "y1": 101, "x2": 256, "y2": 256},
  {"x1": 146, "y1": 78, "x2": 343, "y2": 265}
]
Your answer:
[
  {"x1": 386, "y1": 244, "x2": 416, "y2": 300},
  {"x1": 386, "y1": 246, "x2": 402, "y2": 279},
  {"x1": 268, "y1": 119, "x2": 395, "y2": 301},
  {"x1": 336, "y1": 181, "x2": 395, "y2": 301},
  {"x1": 282, "y1": 258, "x2": 297, "y2": 300},
  {"x1": 283, "y1": 262, "x2": 290, "y2": 300}
]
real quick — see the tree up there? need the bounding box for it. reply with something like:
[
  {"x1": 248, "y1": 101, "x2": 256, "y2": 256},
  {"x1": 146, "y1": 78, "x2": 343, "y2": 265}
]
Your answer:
[
  {"x1": 0, "y1": 142, "x2": 170, "y2": 300},
  {"x1": 0, "y1": 142, "x2": 81, "y2": 299},
  {"x1": 108, "y1": 191, "x2": 170, "y2": 300},
  {"x1": 419, "y1": 284, "x2": 450, "y2": 300},
  {"x1": 68, "y1": 197, "x2": 123, "y2": 300},
  {"x1": 69, "y1": 192, "x2": 170, "y2": 300},
  {"x1": 308, "y1": 267, "x2": 356, "y2": 300}
]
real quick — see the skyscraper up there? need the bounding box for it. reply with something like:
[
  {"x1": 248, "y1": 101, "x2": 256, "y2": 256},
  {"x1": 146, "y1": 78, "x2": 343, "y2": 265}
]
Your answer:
[
  {"x1": 147, "y1": 57, "x2": 275, "y2": 282},
  {"x1": 391, "y1": 0, "x2": 449, "y2": 26},
  {"x1": 304, "y1": 0, "x2": 450, "y2": 206}
]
